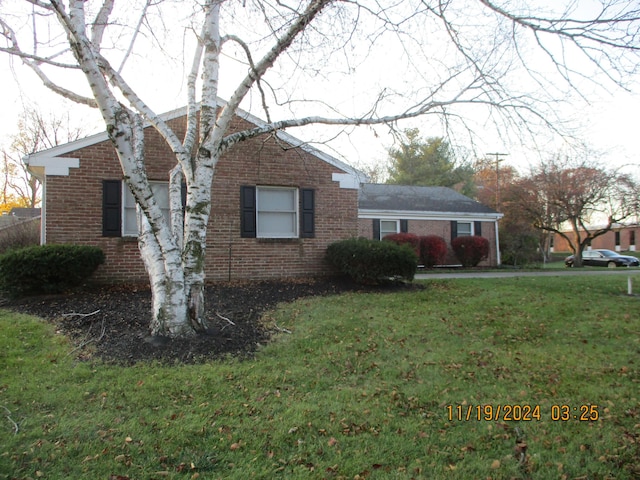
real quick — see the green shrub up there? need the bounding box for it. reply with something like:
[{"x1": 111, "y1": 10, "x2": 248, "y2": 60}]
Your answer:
[
  {"x1": 451, "y1": 235, "x2": 490, "y2": 267},
  {"x1": 326, "y1": 237, "x2": 418, "y2": 284},
  {"x1": 0, "y1": 244, "x2": 105, "y2": 296},
  {"x1": 419, "y1": 235, "x2": 448, "y2": 268}
]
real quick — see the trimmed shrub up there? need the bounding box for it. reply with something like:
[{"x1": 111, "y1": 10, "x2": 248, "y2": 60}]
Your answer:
[
  {"x1": 0, "y1": 244, "x2": 105, "y2": 296},
  {"x1": 419, "y1": 235, "x2": 448, "y2": 268},
  {"x1": 451, "y1": 235, "x2": 490, "y2": 267},
  {"x1": 326, "y1": 237, "x2": 418, "y2": 284},
  {"x1": 383, "y1": 233, "x2": 420, "y2": 255}
]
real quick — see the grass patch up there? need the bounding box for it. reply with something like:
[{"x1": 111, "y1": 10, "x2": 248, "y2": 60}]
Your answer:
[{"x1": 1, "y1": 275, "x2": 639, "y2": 479}]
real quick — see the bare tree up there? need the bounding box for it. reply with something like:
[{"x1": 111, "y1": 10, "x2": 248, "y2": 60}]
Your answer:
[
  {"x1": 1, "y1": 108, "x2": 86, "y2": 208},
  {"x1": 1, "y1": 1, "x2": 639, "y2": 336},
  {"x1": 511, "y1": 155, "x2": 638, "y2": 267}
]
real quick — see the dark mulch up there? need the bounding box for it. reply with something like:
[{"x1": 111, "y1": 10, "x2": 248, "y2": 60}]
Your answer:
[{"x1": 5, "y1": 278, "x2": 422, "y2": 365}]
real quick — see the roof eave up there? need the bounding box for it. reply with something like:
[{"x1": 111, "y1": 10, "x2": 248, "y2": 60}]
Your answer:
[{"x1": 358, "y1": 208, "x2": 504, "y2": 221}]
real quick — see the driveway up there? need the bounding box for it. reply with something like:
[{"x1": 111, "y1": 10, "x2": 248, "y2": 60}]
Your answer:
[{"x1": 415, "y1": 268, "x2": 640, "y2": 280}]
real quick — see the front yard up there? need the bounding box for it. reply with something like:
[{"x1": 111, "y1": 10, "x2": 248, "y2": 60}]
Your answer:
[{"x1": 1, "y1": 275, "x2": 639, "y2": 479}]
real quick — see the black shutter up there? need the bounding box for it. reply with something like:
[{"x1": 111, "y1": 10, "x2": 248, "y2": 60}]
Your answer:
[
  {"x1": 103, "y1": 180, "x2": 122, "y2": 237},
  {"x1": 240, "y1": 186, "x2": 256, "y2": 238},
  {"x1": 474, "y1": 221, "x2": 482, "y2": 236},
  {"x1": 400, "y1": 219, "x2": 408, "y2": 233},
  {"x1": 300, "y1": 188, "x2": 315, "y2": 238},
  {"x1": 450, "y1": 221, "x2": 458, "y2": 242},
  {"x1": 373, "y1": 219, "x2": 381, "y2": 240}
]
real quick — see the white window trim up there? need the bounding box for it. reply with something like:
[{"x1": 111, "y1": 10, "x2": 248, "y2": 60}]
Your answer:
[
  {"x1": 456, "y1": 221, "x2": 473, "y2": 237},
  {"x1": 256, "y1": 186, "x2": 299, "y2": 239}
]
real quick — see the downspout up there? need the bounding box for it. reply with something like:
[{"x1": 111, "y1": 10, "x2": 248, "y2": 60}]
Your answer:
[
  {"x1": 494, "y1": 218, "x2": 501, "y2": 266},
  {"x1": 23, "y1": 155, "x2": 46, "y2": 245}
]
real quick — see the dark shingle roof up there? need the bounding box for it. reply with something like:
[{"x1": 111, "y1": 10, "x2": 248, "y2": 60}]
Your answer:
[{"x1": 358, "y1": 184, "x2": 499, "y2": 215}]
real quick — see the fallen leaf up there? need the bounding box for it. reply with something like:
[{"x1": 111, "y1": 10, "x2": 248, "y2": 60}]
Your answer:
[
  {"x1": 491, "y1": 459, "x2": 500, "y2": 469},
  {"x1": 328, "y1": 437, "x2": 338, "y2": 447}
]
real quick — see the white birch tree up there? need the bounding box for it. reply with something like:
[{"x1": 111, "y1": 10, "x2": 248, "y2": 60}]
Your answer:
[{"x1": 1, "y1": 0, "x2": 639, "y2": 337}]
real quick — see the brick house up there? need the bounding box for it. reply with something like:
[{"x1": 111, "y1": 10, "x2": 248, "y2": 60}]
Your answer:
[
  {"x1": 25, "y1": 106, "x2": 363, "y2": 283},
  {"x1": 358, "y1": 184, "x2": 503, "y2": 266},
  {"x1": 552, "y1": 223, "x2": 639, "y2": 253}
]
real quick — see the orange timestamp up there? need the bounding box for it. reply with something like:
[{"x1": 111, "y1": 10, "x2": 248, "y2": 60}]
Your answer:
[{"x1": 446, "y1": 404, "x2": 599, "y2": 422}]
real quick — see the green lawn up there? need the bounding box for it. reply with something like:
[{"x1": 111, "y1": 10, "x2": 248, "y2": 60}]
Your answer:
[{"x1": 1, "y1": 275, "x2": 639, "y2": 479}]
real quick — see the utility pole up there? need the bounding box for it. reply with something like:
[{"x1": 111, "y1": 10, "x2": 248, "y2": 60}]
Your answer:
[{"x1": 486, "y1": 152, "x2": 508, "y2": 210}]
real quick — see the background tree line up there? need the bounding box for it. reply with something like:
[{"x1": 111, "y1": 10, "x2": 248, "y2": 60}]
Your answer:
[{"x1": 369, "y1": 128, "x2": 640, "y2": 267}]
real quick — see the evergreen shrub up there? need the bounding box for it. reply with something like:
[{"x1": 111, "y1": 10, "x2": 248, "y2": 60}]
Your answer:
[
  {"x1": 419, "y1": 235, "x2": 448, "y2": 268},
  {"x1": 0, "y1": 244, "x2": 105, "y2": 296},
  {"x1": 326, "y1": 237, "x2": 418, "y2": 284},
  {"x1": 451, "y1": 235, "x2": 490, "y2": 267}
]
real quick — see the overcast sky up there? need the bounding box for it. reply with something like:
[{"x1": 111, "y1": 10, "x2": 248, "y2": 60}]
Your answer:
[{"x1": 1, "y1": 1, "x2": 639, "y2": 177}]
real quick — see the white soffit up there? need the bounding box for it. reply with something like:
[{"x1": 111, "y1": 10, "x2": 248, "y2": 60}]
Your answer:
[{"x1": 27, "y1": 157, "x2": 80, "y2": 176}]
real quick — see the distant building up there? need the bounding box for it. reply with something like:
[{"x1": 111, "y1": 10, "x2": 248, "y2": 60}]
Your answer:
[{"x1": 552, "y1": 223, "x2": 639, "y2": 252}]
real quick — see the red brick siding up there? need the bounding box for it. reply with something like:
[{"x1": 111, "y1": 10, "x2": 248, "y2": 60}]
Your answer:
[{"x1": 45, "y1": 115, "x2": 358, "y2": 283}]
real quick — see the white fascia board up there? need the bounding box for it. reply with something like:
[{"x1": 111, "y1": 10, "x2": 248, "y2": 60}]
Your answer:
[
  {"x1": 25, "y1": 157, "x2": 80, "y2": 176},
  {"x1": 27, "y1": 130, "x2": 108, "y2": 160},
  {"x1": 22, "y1": 99, "x2": 365, "y2": 180},
  {"x1": 358, "y1": 209, "x2": 504, "y2": 221}
]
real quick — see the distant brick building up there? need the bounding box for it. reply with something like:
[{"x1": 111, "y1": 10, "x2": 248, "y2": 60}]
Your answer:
[{"x1": 552, "y1": 224, "x2": 639, "y2": 253}]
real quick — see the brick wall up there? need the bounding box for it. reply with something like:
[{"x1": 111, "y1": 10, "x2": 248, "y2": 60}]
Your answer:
[
  {"x1": 45, "y1": 114, "x2": 358, "y2": 283},
  {"x1": 357, "y1": 218, "x2": 499, "y2": 266},
  {"x1": 553, "y1": 226, "x2": 639, "y2": 253}
]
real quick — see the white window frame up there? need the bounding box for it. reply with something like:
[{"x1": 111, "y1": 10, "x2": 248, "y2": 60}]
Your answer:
[
  {"x1": 122, "y1": 181, "x2": 171, "y2": 237},
  {"x1": 457, "y1": 221, "x2": 472, "y2": 237},
  {"x1": 256, "y1": 186, "x2": 299, "y2": 239},
  {"x1": 380, "y1": 220, "x2": 400, "y2": 239}
]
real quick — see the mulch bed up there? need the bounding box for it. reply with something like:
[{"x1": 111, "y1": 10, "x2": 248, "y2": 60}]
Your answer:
[{"x1": 5, "y1": 278, "x2": 422, "y2": 365}]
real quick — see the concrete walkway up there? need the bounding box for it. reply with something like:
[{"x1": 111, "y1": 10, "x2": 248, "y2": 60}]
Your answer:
[{"x1": 415, "y1": 268, "x2": 640, "y2": 280}]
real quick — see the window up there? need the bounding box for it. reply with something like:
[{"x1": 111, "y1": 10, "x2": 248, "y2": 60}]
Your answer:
[
  {"x1": 371, "y1": 219, "x2": 408, "y2": 240},
  {"x1": 451, "y1": 221, "x2": 482, "y2": 241},
  {"x1": 380, "y1": 220, "x2": 399, "y2": 239},
  {"x1": 240, "y1": 186, "x2": 315, "y2": 239},
  {"x1": 123, "y1": 182, "x2": 171, "y2": 237},
  {"x1": 457, "y1": 222, "x2": 472, "y2": 237},
  {"x1": 102, "y1": 180, "x2": 173, "y2": 237},
  {"x1": 257, "y1": 187, "x2": 298, "y2": 238}
]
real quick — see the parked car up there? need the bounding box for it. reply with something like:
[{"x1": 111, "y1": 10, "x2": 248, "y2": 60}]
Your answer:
[{"x1": 564, "y1": 249, "x2": 640, "y2": 268}]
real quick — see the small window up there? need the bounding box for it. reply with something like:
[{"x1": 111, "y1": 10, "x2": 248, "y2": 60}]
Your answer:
[
  {"x1": 380, "y1": 220, "x2": 399, "y2": 239},
  {"x1": 457, "y1": 222, "x2": 472, "y2": 237},
  {"x1": 123, "y1": 182, "x2": 171, "y2": 237},
  {"x1": 256, "y1": 187, "x2": 298, "y2": 238}
]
